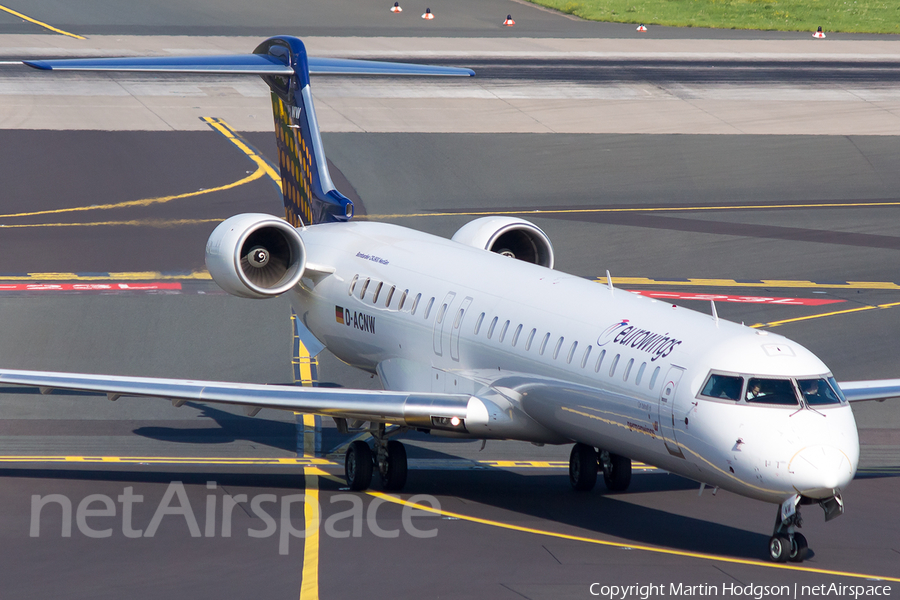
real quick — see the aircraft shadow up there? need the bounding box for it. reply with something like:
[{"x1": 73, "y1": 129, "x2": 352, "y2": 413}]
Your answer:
[{"x1": 131, "y1": 403, "x2": 297, "y2": 453}]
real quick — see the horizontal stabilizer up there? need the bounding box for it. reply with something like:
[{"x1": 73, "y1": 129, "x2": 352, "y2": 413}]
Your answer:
[
  {"x1": 308, "y1": 57, "x2": 474, "y2": 77},
  {"x1": 23, "y1": 54, "x2": 295, "y2": 74},
  {"x1": 23, "y1": 55, "x2": 474, "y2": 77}
]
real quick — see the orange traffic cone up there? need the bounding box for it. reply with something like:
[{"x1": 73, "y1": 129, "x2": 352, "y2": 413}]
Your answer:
[
  {"x1": 422, "y1": 8, "x2": 434, "y2": 19},
  {"x1": 636, "y1": 24, "x2": 647, "y2": 32},
  {"x1": 503, "y1": 14, "x2": 515, "y2": 26},
  {"x1": 390, "y1": 2, "x2": 402, "y2": 12},
  {"x1": 813, "y1": 26, "x2": 825, "y2": 38}
]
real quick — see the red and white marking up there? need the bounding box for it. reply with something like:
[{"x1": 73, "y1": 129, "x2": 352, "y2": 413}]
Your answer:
[
  {"x1": 636, "y1": 24, "x2": 647, "y2": 32},
  {"x1": 0, "y1": 282, "x2": 182, "y2": 292},
  {"x1": 628, "y1": 290, "x2": 844, "y2": 306},
  {"x1": 503, "y1": 15, "x2": 515, "y2": 26},
  {"x1": 421, "y1": 9, "x2": 434, "y2": 19},
  {"x1": 390, "y1": 3, "x2": 402, "y2": 12}
]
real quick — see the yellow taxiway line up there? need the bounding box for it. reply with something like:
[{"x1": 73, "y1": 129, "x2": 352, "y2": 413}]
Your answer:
[
  {"x1": 752, "y1": 301, "x2": 900, "y2": 329},
  {"x1": 369, "y1": 492, "x2": 900, "y2": 583},
  {"x1": 0, "y1": 4, "x2": 84, "y2": 39},
  {"x1": 610, "y1": 277, "x2": 900, "y2": 290},
  {"x1": 363, "y1": 199, "x2": 900, "y2": 221},
  {"x1": 0, "y1": 455, "x2": 656, "y2": 470}
]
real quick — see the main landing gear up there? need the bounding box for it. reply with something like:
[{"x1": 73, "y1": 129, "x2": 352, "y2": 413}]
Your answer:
[
  {"x1": 569, "y1": 443, "x2": 632, "y2": 492},
  {"x1": 768, "y1": 495, "x2": 808, "y2": 563},
  {"x1": 344, "y1": 424, "x2": 409, "y2": 492}
]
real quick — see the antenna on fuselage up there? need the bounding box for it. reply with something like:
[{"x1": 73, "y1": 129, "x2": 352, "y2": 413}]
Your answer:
[
  {"x1": 606, "y1": 270, "x2": 614, "y2": 292},
  {"x1": 710, "y1": 300, "x2": 719, "y2": 324}
]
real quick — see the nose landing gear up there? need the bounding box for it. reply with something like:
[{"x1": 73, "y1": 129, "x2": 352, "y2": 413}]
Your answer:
[{"x1": 769, "y1": 495, "x2": 808, "y2": 563}]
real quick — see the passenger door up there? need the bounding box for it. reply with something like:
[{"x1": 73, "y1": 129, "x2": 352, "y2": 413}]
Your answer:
[
  {"x1": 658, "y1": 366, "x2": 685, "y2": 458},
  {"x1": 450, "y1": 297, "x2": 473, "y2": 362},
  {"x1": 432, "y1": 291, "x2": 456, "y2": 356}
]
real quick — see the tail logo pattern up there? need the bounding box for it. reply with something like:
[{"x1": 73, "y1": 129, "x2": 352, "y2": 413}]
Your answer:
[{"x1": 272, "y1": 94, "x2": 314, "y2": 227}]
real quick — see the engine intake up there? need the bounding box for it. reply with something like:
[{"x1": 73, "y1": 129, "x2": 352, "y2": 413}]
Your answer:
[
  {"x1": 206, "y1": 213, "x2": 306, "y2": 299},
  {"x1": 451, "y1": 216, "x2": 554, "y2": 269}
]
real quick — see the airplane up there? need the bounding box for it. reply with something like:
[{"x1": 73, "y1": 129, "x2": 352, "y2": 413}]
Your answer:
[{"x1": 6, "y1": 35, "x2": 900, "y2": 563}]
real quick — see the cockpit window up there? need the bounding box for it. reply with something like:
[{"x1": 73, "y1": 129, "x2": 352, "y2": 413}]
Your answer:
[
  {"x1": 700, "y1": 374, "x2": 743, "y2": 401},
  {"x1": 828, "y1": 377, "x2": 847, "y2": 403},
  {"x1": 798, "y1": 378, "x2": 842, "y2": 406},
  {"x1": 746, "y1": 378, "x2": 798, "y2": 406}
]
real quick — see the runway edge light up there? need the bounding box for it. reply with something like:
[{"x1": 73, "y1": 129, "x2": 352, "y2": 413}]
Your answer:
[
  {"x1": 503, "y1": 14, "x2": 515, "y2": 26},
  {"x1": 391, "y1": 2, "x2": 402, "y2": 12},
  {"x1": 637, "y1": 24, "x2": 648, "y2": 32},
  {"x1": 422, "y1": 8, "x2": 434, "y2": 19},
  {"x1": 813, "y1": 26, "x2": 826, "y2": 38}
]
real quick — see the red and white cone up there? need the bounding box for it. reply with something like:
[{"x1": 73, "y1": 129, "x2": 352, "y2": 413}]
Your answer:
[
  {"x1": 813, "y1": 26, "x2": 825, "y2": 38},
  {"x1": 422, "y1": 8, "x2": 434, "y2": 19},
  {"x1": 503, "y1": 14, "x2": 515, "y2": 26},
  {"x1": 636, "y1": 24, "x2": 647, "y2": 32},
  {"x1": 390, "y1": 2, "x2": 402, "y2": 12}
]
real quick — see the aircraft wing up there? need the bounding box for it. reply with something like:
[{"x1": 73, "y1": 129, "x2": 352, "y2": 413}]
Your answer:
[
  {"x1": 0, "y1": 369, "x2": 471, "y2": 430},
  {"x1": 837, "y1": 379, "x2": 900, "y2": 403}
]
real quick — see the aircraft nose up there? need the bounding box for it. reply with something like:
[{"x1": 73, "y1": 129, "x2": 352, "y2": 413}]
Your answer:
[{"x1": 789, "y1": 445, "x2": 855, "y2": 498}]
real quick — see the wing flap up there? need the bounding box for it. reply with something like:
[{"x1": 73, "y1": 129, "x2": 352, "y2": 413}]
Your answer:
[{"x1": 0, "y1": 369, "x2": 471, "y2": 427}]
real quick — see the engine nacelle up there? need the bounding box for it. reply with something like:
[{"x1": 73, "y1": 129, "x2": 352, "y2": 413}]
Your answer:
[
  {"x1": 451, "y1": 216, "x2": 554, "y2": 269},
  {"x1": 205, "y1": 213, "x2": 306, "y2": 299}
]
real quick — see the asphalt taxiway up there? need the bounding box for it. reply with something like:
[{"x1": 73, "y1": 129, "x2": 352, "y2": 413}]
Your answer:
[{"x1": 0, "y1": 5, "x2": 899, "y2": 599}]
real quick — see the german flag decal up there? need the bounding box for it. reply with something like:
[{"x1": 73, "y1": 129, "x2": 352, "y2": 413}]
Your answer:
[{"x1": 335, "y1": 306, "x2": 345, "y2": 325}]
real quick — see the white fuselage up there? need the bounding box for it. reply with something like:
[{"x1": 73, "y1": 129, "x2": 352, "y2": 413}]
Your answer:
[{"x1": 293, "y1": 221, "x2": 859, "y2": 505}]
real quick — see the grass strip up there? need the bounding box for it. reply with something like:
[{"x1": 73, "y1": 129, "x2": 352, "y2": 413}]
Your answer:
[{"x1": 525, "y1": 0, "x2": 900, "y2": 34}]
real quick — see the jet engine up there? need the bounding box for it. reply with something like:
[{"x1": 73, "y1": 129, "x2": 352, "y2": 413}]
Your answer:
[
  {"x1": 205, "y1": 213, "x2": 306, "y2": 299},
  {"x1": 451, "y1": 216, "x2": 554, "y2": 269}
]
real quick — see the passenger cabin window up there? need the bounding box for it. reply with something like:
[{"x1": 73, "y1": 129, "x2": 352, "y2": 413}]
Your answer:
[
  {"x1": 410, "y1": 293, "x2": 421, "y2": 315},
  {"x1": 424, "y1": 297, "x2": 435, "y2": 319},
  {"x1": 499, "y1": 320, "x2": 510, "y2": 343},
  {"x1": 635, "y1": 362, "x2": 647, "y2": 385},
  {"x1": 525, "y1": 328, "x2": 536, "y2": 351},
  {"x1": 552, "y1": 337, "x2": 564, "y2": 360},
  {"x1": 798, "y1": 378, "x2": 842, "y2": 406},
  {"x1": 566, "y1": 341, "x2": 578, "y2": 364},
  {"x1": 539, "y1": 333, "x2": 550, "y2": 355},
  {"x1": 594, "y1": 349, "x2": 606, "y2": 373},
  {"x1": 474, "y1": 313, "x2": 485, "y2": 335},
  {"x1": 649, "y1": 366, "x2": 660, "y2": 389},
  {"x1": 623, "y1": 358, "x2": 634, "y2": 381},
  {"x1": 487, "y1": 317, "x2": 498, "y2": 339},
  {"x1": 453, "y1": 308, "x2": 464, "y2": 330},
  {"x1": 511, "y1": 324, "x2": 523, "y2": 347},
  {"x1": 372, "y1": 281, "x2": 383, "y2": 304},
  {"x1": 746, "y1": 378, "x2": 798, "y2": 406},
  {"x1": 700, "y1": 374, "x2": 744, "y2": 401},
  {"x1": 398, "y1": 290, "x2": 408, "y2": 311},
  {"x1": 436, "y1": 301, "x2": 448, "y2": 325},
  {"x1": 385, "y1": 286, "x2": 395, "y2": 308},
  {"x1": 609, "y1": 354, "x2": 620, "y2": 377},
  {"x1": 581, "y1": 345, "x2": 592, "y2": 369},
  {"x1": 349, "y1": 275, "x2": 359, "y2": 296},
  {"x1": 359, "y1": 278, "x2": 370, "y2": 300}
]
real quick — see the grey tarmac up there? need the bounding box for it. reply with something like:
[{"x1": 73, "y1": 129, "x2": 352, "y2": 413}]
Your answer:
[{"x1": 0, "y1": 13, "x2": 898, "y2": 600}]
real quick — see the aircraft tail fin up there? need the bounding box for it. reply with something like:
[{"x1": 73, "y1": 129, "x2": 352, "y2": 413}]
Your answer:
[{"x1": 24, "y1": 36, "x2": 474, "y2": 226}]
